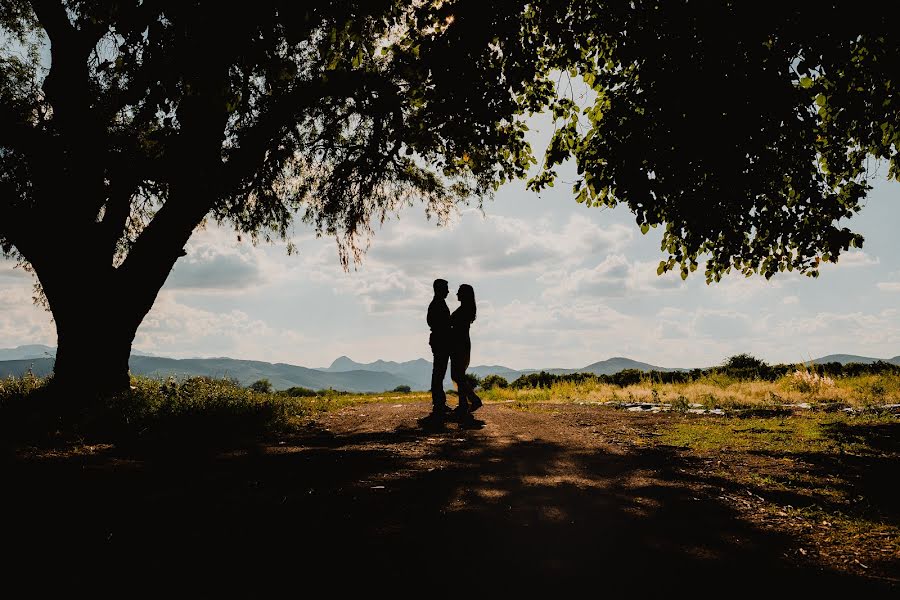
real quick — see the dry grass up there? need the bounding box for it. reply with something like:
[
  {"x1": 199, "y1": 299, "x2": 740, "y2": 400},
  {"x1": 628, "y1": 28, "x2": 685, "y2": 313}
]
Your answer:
[{"x1": 480, "y1": 373, "x2": 900, "y2": 410}]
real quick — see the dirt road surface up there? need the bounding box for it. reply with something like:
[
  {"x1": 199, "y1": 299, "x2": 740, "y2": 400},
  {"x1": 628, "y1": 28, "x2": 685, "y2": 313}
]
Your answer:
[{"x1": 6, "y1": 401, "x2": 897, "y2": 595}]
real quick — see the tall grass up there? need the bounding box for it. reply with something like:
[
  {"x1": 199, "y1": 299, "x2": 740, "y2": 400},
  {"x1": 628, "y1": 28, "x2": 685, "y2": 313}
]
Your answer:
[
  {"x1": 481, "y1": 372, "x2": 900, "y2": 409},
  {"x1": 0, "y1": 374, "x2": 384, "y2": 450}
]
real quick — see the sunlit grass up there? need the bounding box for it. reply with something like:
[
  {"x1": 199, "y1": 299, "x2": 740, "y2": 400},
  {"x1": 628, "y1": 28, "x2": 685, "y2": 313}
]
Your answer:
[
  {"x1": 652, "y1": 411, "x2": 900, "y2": 566},
  {"x1": 481, "y1": 373, "x2": 900, "y2": 410},
  {"x1": 656, "y1": 412, "x2": 896, "y2": 454}
]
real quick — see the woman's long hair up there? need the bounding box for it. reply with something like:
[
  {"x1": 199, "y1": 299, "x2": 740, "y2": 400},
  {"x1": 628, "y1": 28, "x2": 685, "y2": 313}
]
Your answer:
[{"x1": 458, "y1": 284, "x2": 476, "y2": 323}]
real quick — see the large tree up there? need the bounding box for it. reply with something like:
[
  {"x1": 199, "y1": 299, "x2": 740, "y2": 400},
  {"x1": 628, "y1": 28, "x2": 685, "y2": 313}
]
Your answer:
[
  {"x1": 1, "y1": 1, "x2": 897, "y2": 395},
  {"x1": 0, "y1": 0, "x2": 542, "y2": 393}
]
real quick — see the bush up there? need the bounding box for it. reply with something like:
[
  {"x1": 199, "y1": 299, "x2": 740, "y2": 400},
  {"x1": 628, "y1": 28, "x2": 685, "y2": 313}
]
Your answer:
[
  {"x1": 316, "y1": 388, "x2": 351, "y2": 397},
  {"x1": 720, "y1": 354, "x2": 769, "y2": 379},
  {"x1": 671, "y1": 395, "x2": 690, "y2": 414},
  {"x1": 249, "y1": 378, "x2": 273, "y2": 394},
  {"x1": 1, "y1": 375, "x2": 299, "y2": 450},
  {"x1": 481, "y1": 374, "x2": 509, "y2": 390},
  {"x1": 391, "y1": 385, "x2": 412, "y2": 393},
  {"x1": 609, "y1": 369, "x2": 643, "y2": 387},
  {"x1": 512, "y1": 371, "x2": 598, "y2": 389},
  {"x1": 280, "y1": 386, "x2": 317, "y2": 397},
  {"x1": 723, "y1": 353, "x2": 767, "y2": 370}
]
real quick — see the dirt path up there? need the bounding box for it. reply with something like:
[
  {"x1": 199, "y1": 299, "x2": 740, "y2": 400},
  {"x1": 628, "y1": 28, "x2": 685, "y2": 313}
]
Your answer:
[{"x1": 6, "y1": 401, "x2": 898, "y2": 594}]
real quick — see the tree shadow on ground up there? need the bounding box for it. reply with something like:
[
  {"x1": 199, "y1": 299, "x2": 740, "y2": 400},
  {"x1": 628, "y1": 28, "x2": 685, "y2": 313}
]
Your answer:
[
  {"x1": 4, "y1": 418, "x2": 897, "y2": 595},
  {"x1": 726, "y1": 420, "x2": 900, "y2": 527}
]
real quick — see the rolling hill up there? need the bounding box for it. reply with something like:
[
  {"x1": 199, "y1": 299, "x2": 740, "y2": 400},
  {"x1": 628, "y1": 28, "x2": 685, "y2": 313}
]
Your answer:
[
  {"x1": 0, "y1": 353, "x2": 689, "y2": 391},
  {"x1": 0, "y1": 356, "x2": 415, "y2": 393},
  {"x1": 0, "y1": 345, "x2": 56, "y2": 361},
  {"x1": 811, "y1": 354, "x2": 900, "y2": 366},
  {"x1": 1, "y1": 346, "x2": 897, "y2": 392}
]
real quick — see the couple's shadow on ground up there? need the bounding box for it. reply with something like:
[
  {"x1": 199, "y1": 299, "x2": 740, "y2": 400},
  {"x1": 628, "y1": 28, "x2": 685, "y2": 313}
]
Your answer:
[{"x1": 416, "y1": 411, "x2": 485, "y2": 431}]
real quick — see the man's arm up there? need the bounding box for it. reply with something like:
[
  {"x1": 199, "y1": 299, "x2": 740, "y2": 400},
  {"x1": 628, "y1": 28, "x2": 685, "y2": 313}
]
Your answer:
[{"x1": 426, "y1": 299, "x2": 437, "y2": 330}]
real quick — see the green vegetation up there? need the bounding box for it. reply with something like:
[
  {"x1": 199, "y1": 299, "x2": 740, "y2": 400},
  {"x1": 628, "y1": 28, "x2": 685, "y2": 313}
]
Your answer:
[
  {"x1": 653, "y1": 412, "x2": 900, "y2": 564},
  {"x1": 508, "y1": 356, "x2": 900, "y2": 390},
  {"x1": 280, "y1": 386, "x2": 318, "y2": 398},
  {"x1": 657, "y1": 413, "x2": 887, "y2": 454},
  {"x1": 249, "y1": 378, "x2": 273, "y2": 394},
  {"x1": 486, "y1": 368, "x2": 900, "y2": 410},
  {"x1": 0, "y1": 374, "x2": 398, "y2": 449},
  {"x1": 4, "y1": 361, "x2": 897, "y2": 451},
  {"x1": 480, "y1": 374, "x2": 509, "y2": 390}
]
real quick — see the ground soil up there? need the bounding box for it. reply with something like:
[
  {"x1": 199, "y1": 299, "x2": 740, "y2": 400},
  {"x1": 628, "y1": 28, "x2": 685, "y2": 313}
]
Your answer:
[{"x1": 5, "y1": 401, "x2": 898, "y2": 595}]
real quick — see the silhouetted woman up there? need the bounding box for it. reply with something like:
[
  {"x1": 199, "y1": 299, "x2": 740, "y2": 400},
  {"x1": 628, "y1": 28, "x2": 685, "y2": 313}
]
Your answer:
[{"x1": 450, "y1": 284, "x2": 483, "y2": 416}]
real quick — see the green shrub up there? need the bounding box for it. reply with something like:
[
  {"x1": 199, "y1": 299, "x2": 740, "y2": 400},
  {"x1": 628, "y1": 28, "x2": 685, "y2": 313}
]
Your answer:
[
  {"x1": 249, "y1": 378, "x2": 273, "y2": 394},
  {"x1": 481, "y1": 374, "x2": 509, "y2": 390},
  {"x1": 671, "y1": 395, "x2": 690, "y2": 414},
  {"x1": 1, "y1": 374, "x2": 307, "y2": 450},
  {"x1": 316, "y1": 388, "x2": 351, "y2": 397},
  {"x1": 280, "y1": 386, "x2": 317, "y2": 397},
  {"x1": 610, "y1": 369, "x2": 643, "y2": 387},
  {"x1": 391, "y1": 385, "x2": 412, "y2": 393}
]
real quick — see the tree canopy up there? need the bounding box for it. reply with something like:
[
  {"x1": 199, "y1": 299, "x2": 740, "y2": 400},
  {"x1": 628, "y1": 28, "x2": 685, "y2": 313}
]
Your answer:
[
  {"x1": 1, "y1": 0, "x2": 542, "y2": 271},
  {"x1": 528, "y1": 1, "x2": 899, "y2": 281}
]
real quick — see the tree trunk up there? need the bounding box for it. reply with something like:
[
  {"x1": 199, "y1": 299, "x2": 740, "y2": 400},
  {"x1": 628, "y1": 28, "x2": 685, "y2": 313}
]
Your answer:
[
  {"x1": 35, "y1": 256, "x2": 148, "y2": 398},
  {"x1": 52, "y1": 306, "x2": 138, "y2": 397}
]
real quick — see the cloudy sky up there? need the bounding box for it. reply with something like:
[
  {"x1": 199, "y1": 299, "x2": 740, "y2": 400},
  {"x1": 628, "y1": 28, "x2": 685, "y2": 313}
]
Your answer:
[{"x1": 2, "y1": 110, "x2": 899, "y2": 369}]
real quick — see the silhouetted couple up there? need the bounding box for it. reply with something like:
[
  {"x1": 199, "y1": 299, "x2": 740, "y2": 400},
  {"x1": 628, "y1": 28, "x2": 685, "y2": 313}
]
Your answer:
[{"x1": 427, "y1": 278, "x2": 483, "y2": 420}]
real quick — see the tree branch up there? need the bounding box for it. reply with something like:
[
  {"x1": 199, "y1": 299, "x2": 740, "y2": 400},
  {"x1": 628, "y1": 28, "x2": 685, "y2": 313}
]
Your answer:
[
  {"x1": 117, "y1": 50, "x2": 231, "y2": 314},
  {"x1": 223, "y1": 70, "x2": 404, "y2": 195},
  {"x1": 30, "y1": 0, "x2": 109, "y2": 224}
]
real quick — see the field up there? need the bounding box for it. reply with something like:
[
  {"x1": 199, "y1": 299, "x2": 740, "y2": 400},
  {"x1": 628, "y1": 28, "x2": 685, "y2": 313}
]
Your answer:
[
  {"x1": 2, "y1": 373, "x2": 898, "y2": 592},
  {"x1": 479, "y1": 370, "x2": 900, "y2": 410}
]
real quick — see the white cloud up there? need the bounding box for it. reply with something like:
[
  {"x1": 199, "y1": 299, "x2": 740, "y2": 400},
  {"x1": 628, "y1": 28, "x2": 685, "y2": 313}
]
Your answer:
[
  {"x1": 0, "y1": 284, "x2": 56, "y2": 348},
  {"x1": 628, "y1": 260, "x2": 687, "y2": 292},
  {"x1": 653, "y1": 307, "x2": 756, "y2": 340},
  {"x1": 369, "y1": 210, "x2": 633, "y2": 278},
  {"x1": 782, "y1": 295, "x2": 800, "y2": 305},
  {"x1": 164, "y1": 227, "x2": 283, "y2": 292},
  {"x1": 767, "y1": 309, "x2": 900, "y2": 357},
  {"x1": 134, "y1": 293, "x2": 308, "y2": 362},
  {"x1": 708, "y1": 273, "x2": 785, "y2": 303},
  {"x1": 0, "y1": 264, "x2": 32, "y2": 282},
  {"x1": 541, "y1": 255, "x2": 684, "y2": 300},
  {"x1": 344, "y1": 271, "x2": 432, "y2": 315},
  {"x1": 691, "y1": 309, "x2": 755, "y2": 339},
  {"x1": 827, "y1": 250, "x2": 879, "y2": 269},
  {"x1": 877, "y1": 282, "x2": 900, "y2": 292}
]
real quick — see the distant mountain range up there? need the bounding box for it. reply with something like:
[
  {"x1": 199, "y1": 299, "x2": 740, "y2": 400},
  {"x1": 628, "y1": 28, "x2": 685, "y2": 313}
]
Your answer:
[
  {"x1": 810, "y1": 354, "x2": 900, "y2": 365},
  {"x1": 0, "y1": 344, "x2": 156, "y2": 360},
  {"x1": 0, "y1": 345, "x2": 897, "y2": 392}
]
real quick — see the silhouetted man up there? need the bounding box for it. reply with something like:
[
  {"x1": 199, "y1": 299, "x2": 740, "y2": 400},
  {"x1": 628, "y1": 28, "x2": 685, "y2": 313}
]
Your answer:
[{"x1": 427, "y1": 278, "x2": 452, "y2": 415}]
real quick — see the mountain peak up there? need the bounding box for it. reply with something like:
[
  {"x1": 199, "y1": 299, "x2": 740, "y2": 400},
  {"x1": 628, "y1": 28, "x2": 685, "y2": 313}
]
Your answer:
[{"x1": 328, "y1": 355, "x2": 360, "y2": 370}]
